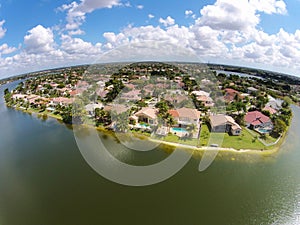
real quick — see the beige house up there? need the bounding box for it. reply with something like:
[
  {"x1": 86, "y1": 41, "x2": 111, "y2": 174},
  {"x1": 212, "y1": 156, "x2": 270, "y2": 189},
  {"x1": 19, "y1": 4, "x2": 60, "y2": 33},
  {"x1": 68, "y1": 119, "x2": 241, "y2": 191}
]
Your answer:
[
  {"x1": 134, "y1": 107, "x2": 158, "y2": 126},
  {"x1": 209, "y1": 114, "x2": 242, "y2": 135},
  {"x1": 169, "y1": 107, "x2": 201, "y2": 127}
]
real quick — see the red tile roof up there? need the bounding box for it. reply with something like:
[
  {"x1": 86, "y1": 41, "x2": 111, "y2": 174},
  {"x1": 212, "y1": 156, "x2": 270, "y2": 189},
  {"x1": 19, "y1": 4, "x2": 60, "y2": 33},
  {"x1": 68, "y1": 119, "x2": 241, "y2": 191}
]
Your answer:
[
  {"x1": 168, "y1": 109, "x2": 179, "y2": 117},
  {"x1": 224, "y1": 88, "x2": 240, "y2": 102},
  {"x1": 245, "y1": 111, "x2": 271, "y2": 126},
  {"x1": 263, "y1": 106, "x2": 277, "y2": 115}
]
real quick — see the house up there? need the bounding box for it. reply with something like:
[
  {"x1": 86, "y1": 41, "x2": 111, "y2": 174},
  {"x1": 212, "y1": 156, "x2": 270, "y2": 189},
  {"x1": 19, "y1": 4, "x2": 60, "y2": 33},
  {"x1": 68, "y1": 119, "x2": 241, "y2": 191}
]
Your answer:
[
  {"x1": 169, "y1": 107, "x2": 201, "y2": 127},
  {"x1": 164, "y1": 94, "x2": 189, "y2": 106},
  {"x1": 263, "y1": 106, "x2": 277, "y2": 115},
  {"x1": 201, "y1": 79, "x2": 212, "y2": 85},
  {"x1": 124, "y1": 83, "x2": 135, "y2": 89},
  {"x1": 265, "y1": 96, "x2": 283, "y2": 110},
  {"x1": 134, "y1": 107, "x2": 158, "y2": 126},
  {"x1": 85, "y1": 103, "x2": 104, "y2": 116},
  {"x1": 247, "y1": 87, "x2": 258, "y2": 94},
  {"x1": 12, "y1": 94, "x2": 27, "y2": 100},
  {"x1": 224, "y1": 88, "x2": 240, "y2": 102},
  {"x1": 120, "y1": 90, "x2": 141, "y2": 101},
  {"x1": 196, "y1": 95, "x2": 214, "y2": 107},
  {"x1": 97, "y1": 89, "x2": 109, "y2": 98},
  {"x1": 245, "y1": 110, "x2": 272, "y2": 129},
  {"x1": 49, "y1": 97, "x2": 74, "y2": 107},
  {"x1": 191, "y1": 90, "x2": 210, "y2": 97},
  {"x1": 107, "y1": 104, "x2": 129, "y2": 114},
  {"x1": 209, "y1": 115, "x2": 242, "y2": 135}
]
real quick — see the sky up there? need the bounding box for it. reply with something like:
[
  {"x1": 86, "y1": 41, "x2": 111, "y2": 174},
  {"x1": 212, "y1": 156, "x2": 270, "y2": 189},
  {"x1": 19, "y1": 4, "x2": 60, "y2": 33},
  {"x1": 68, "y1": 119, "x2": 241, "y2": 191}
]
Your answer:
[{"x1": 0, "y1": 0, "x2": 300, "y2": 79}]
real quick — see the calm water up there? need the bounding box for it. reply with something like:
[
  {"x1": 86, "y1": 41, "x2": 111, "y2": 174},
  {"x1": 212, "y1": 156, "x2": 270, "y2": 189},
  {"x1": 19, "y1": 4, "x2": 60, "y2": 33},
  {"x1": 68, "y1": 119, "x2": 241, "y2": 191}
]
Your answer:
[
  {"x1": 1, "y1": 81, "x2": 300, "y2": 225},
  {"x1": 215, "y1": 70, "x2": 263, "y2": 79}
]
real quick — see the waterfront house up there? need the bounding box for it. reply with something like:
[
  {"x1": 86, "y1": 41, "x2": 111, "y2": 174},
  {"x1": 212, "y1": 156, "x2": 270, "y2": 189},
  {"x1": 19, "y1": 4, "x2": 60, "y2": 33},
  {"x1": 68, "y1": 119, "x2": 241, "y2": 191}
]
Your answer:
[
  {"x1": 169, "y1": 107, "x2": 201, "y2": 127},
  {"x1": 12, "y1": 94, "x2": 27, "y2": 100},
  {"x1": 49, "y1": 97, "x2": 74, "y2": 107},
  {"x1": 209, "y1": 114, "x2": 242, "y2": 135},
  {"x1": 134, "y1": 107, "x2": 158, "y2": 126},
  {"x1": 245, "y1": 110, "x2": 272, "y2": 129}
]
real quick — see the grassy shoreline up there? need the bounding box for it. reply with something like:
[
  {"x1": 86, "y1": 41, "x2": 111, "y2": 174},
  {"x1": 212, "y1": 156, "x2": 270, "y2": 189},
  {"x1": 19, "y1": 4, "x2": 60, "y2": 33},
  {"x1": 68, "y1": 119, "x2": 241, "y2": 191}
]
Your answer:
[{"x1": 11, "y1": 105, "x2": 290, "y2": 156}]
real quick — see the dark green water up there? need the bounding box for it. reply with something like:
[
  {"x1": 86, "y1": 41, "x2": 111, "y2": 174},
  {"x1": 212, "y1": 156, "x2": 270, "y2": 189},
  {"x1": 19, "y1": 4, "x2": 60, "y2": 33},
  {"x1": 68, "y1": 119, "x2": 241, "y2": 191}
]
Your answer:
[{"x1": 1, "y1": 81, "x2": 300, "y2": 225}]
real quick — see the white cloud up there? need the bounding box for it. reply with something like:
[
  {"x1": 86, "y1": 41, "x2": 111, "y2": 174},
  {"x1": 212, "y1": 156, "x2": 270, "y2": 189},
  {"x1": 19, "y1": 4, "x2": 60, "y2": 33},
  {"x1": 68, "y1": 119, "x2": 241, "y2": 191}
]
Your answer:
[
  {"x1": 59, "y1": 0, "x2": 120, "y2": 34},
  {"x1": 148, "y1": 14, "x2": 154, "y2": 19},
  {"x1": 61, "y1": 34, "x2": 102, "y2": 56},
  {"x1": 24, "y1": 25, "x2": 55, "y2": 54},
  {"x1": 136, "y1": 5, "x2": 144, "y2": 10},
  {"x1": 198, "y1": 0, "x2": 287, "y2": 32},
  {"x1": 198, "y1": 0, "x2": 259, "y2": 31},
  {"x1": 0, "y1": 20, "x2": 7, "y2": 39},
  {"x1": 0, "y1": 43, "x2": 17, "y2": 55},
  {"x1": 159, "y1": 16, "x2": 175, "y2": 27},
  {"x1": 185, "y1": 10, "x2": 193, "y2": 16},
  {"x1": 249, "y1": 0, "x2": 287, "y2": 15},
  {"x1": 185, "y1": 10, "x2": 196, "y2": 19},
  {"x1": 1, "y1": 0, "x2": 299, "y2": 78}
]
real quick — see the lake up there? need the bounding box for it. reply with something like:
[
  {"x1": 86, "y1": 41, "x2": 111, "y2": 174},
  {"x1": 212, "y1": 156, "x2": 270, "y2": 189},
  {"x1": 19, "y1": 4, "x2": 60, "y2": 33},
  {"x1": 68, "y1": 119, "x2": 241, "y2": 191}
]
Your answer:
[
  {"x1": 215, "y1": 70, "x2": 264, "y2": 80},
  {"x1": 1, "y1": 80, "x2": 300, "y2": 225}
]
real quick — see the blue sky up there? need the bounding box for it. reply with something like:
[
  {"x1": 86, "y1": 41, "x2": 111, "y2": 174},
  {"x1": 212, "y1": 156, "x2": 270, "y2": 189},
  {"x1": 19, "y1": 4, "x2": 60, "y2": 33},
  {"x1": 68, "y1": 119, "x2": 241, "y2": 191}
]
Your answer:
[{"x1": 0, "y1": 0, "x2": 300, "y2": 78}]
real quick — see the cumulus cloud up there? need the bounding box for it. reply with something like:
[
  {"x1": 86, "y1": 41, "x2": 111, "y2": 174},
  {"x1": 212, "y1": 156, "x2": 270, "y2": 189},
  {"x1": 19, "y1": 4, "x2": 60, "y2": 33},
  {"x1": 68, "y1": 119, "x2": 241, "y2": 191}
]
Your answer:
[
  {"x1": 249, "y1": 0, "x2": 287, "y2": 15},
  {"x1": 24, "y1": 25, "x2": 55, "y2": 54},
  {"x1": 198, "y1": 0, "x2": 259, "y2": 31},
  {"x1": 198, "y1": 0, "x2": 287, "y2": 32},
  {"x1": 0, "y1": 20, "x2": 7, "y2": 39},
  {"x1": 61, "y1": 34, "x2": 102, "y2": 56},
  {"x1": 59, "y1": 0, "x2": 120, "y2": 34},
  {"x1": 159, "y1": 16, "x2": 175, "y2": 27},
  {"x1": 136, "y1": 5, "x2": 144, "y2": 10},
  {"x1": 2, "y1": 0, "x2": 300, "y2": 78},
  {"x1": 0, "y1": 43, "x2": 17, "y2": 55}
]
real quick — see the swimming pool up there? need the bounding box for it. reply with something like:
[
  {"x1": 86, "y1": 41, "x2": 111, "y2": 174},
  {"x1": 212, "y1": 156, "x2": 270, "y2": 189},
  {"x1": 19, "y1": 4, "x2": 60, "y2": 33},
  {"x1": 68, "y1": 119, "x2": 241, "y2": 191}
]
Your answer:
[
  {"x1": 137, "y1": 123, "x2": 150, "y2": 128},
  {"x1": 258, "y1": 128, "x2": 271, "y2": 133},
  {"x1": 171, "y1": 127, "x2": 188, "y2": 132}
]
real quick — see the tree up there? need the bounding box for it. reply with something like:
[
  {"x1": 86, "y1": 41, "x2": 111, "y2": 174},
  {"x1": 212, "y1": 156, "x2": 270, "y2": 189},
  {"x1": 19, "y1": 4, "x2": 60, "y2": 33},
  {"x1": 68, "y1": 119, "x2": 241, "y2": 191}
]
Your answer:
[
  {"x1": 186, "y1": 123, "x2": 197, "y2": 138},
  {"x1": 4, "y1": 88, "x2": 9, "y2": 96},
  {"x1": 4, "y1": 88, "x2": 12, "y2": 103},
  {"x1": 165, "y1": 113, "x2": 176, "y2": 132},
  {"x1": 95, "y1": 108, "x2": 111, "y2": 126},
  {"x1": 113, "y1": 111, "x2": 129, "y2": 132},
  {"x1": 281, "y1": 100, "x2": 289, "y2": 109},
  {"x1": 271, "y1": 118, "x2": 286, "y2": 138}
]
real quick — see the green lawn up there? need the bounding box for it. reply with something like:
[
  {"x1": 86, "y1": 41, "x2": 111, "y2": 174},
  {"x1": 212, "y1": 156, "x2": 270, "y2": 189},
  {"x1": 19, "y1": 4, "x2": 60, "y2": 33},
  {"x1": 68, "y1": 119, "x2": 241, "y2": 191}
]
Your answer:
[
  {"x1": 154, "y1": 133, "x2": 199, "y2": 147},
  {"x1": 153, "y1": 124, "x2": 267, "y2": 150},
  {"x1": 221, "y1": 129, "x2": 265, "y2": 150},
  {"x1": 261, "y1": 134, "x2": 278, "y2": 144},
  {"x1": 199, "y1": 124, "x2": 266, "y2": 150}
]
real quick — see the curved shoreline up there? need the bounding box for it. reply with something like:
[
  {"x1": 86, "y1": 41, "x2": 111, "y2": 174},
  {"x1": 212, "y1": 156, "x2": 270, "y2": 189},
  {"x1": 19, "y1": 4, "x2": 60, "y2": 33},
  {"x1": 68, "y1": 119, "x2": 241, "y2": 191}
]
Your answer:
[{"x1": 12, "y1": 105, "x2": 289, "y2": 156}]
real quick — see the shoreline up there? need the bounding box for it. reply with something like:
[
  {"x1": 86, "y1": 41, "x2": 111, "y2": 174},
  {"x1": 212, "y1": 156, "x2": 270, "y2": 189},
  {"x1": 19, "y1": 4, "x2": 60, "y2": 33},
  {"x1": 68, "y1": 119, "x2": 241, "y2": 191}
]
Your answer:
[{"x1": 11, "y1": 105, "x2": 289, "y2": 156}]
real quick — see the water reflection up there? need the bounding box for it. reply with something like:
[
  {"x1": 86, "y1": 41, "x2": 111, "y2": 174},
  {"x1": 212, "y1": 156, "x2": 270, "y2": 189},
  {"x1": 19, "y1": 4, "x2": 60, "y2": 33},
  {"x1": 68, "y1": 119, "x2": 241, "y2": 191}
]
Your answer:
[{"x1": 0, "y1": 81, "x2": 300, "y2": 224}]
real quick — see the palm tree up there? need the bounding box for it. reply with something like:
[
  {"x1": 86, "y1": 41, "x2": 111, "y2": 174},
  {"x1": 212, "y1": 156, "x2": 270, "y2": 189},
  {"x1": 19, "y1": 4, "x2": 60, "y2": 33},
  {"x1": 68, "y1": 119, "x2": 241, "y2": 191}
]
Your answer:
[
  {"x1": 114, "y1": 111, "x2": 129, "y2": 133},
  {"x1": 165, "y1": 113, "x2": 176, "y2": 133},
  {"x1": 186, "y1": 123, "x2": 197, "y2": 138}
]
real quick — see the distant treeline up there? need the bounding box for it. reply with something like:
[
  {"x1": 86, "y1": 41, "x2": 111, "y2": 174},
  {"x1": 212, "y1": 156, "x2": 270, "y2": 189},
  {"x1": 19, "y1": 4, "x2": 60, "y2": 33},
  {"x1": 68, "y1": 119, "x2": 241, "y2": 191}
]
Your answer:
[{"x1": 208, "y1": 63, "x2": 300, "y2": 85}]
